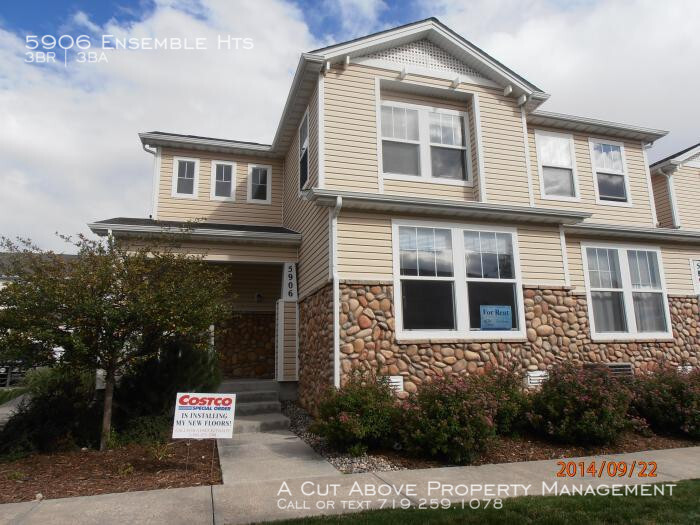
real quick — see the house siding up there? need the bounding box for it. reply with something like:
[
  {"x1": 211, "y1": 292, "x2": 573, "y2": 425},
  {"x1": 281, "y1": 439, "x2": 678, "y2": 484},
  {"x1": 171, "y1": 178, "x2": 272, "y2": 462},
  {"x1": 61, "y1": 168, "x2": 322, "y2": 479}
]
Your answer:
[
  {"x1": 652, "y1": 173, "x2": 674, "y2": 228},
  {"x1": 670, "y1": 164, "x2": 700, "y2": 231}
]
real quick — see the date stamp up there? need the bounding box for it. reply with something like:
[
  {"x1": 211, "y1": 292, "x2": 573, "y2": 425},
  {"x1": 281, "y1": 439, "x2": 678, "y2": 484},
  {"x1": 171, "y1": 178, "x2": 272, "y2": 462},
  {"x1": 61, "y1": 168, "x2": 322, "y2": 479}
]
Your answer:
[{"x1": 556, "y1": 460, "x2": 657, "y2": 478}]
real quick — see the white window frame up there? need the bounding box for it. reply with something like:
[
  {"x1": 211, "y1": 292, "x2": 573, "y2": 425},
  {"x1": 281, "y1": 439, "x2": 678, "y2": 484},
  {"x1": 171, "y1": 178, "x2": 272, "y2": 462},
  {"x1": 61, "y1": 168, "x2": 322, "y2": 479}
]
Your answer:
[
  {"x1": 534, "y1": 129, "x2": 580, "y2": 202},
  {"x1": 171, "y1": 156, "x2": 199, "y2": 199},
  {"x1": 380, "y1": 99, "x2": 473, "y2": 187},
  {"x1": 392, "y1": 219, "x2": 526, "y2": 341},
  {"x1": 298, "y1": 108, "x2": 310, "y2": 193},
  {"x1": 581, "y1": 242, "x2": 672, "y2": 342},
  {"x1": 247, "y1": 164, "x2": 272, "y2": 204},
  {"x1": 210, "y1": 160, "x2": 236, "y2": 201},
  {"x1": 588, "y1": 138, "x2": 632, "y2": 207},
  {"x1": 690, "y1": 259, "x2": 700, "y2": 295}
]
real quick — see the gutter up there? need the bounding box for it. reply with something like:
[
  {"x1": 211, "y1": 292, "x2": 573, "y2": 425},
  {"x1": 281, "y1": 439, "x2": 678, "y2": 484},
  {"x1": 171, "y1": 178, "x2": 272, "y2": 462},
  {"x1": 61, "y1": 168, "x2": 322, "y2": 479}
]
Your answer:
[
  {"x1": 563, "y1": 223, "x2": 700, "y2": 244},
  {"x1": 87, "y1": 223, "x2": 302, "y2": 246},
  {"x1": 330, "y1": 196, "x2": 343, "y2": 389},
  {"x1": 307, "y1": 188, "x2": 591, "y2": 225}
]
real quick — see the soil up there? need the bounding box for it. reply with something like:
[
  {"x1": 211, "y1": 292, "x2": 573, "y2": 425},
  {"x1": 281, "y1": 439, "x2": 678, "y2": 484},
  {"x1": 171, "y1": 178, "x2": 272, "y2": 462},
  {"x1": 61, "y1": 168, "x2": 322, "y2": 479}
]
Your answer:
[{"x1": 0, "y1": 440, "x2": 222, "y2": 504}]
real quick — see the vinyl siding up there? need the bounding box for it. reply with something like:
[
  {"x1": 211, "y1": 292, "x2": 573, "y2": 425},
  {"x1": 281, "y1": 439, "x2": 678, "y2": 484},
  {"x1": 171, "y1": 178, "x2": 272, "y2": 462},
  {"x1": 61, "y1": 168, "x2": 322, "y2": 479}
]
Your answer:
[
  {"x1": 281, "y1": 301, "x2": 298, "y2": 380},
  {"x1": 283, "y1": 82, "x2": 330, "y2": 299},
  {"x1": 152, "y1": 240, "x2": 298, "y2": 263},
  {"x1": 336, "y1": 210, "x2": 566, "y2": 285},
  {"x1": 323, "y1": 63, "x2": 529, "y2": 204},
  {"x1": 228, "y1": 263, "x2": 282, "y2": 312},
  {"x1": 528, "y1": 129, "x2": 655, "y2": 227},
  {"x1": 652, "y1": 173, "x2": 674, "y2": 228},
  {"x1": 671, "y1": 164, "x2": 700, "y2": 231},
  {"x1": 157, "y1": 148, "x2": 283, "y2": 225}
]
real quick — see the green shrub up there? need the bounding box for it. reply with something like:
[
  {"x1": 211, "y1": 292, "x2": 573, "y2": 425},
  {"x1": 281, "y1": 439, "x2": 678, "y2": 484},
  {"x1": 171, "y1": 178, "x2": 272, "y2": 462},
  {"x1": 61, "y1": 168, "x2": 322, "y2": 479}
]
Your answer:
[
  {"x1": 115, "y1": 414, "x2": 172, "y2": 445},
  {"x1": 0, "y1": 368, "x2": 101, "y2": 456},
  {"x1": 312, "y1": 373, "x2": 399, "y2": 455},
  {"x1": 629, "y1": 368, "x2": 700, "y2": 439},
  {"x1": 400, "y1": 376, "x2": 496, "y2": 464},
  {"x1": 475, "y1": 369, "x2": 530, "y2": 436},
  {"x1": 529, "y1": 363, "x2": 631, "y2": 446}
]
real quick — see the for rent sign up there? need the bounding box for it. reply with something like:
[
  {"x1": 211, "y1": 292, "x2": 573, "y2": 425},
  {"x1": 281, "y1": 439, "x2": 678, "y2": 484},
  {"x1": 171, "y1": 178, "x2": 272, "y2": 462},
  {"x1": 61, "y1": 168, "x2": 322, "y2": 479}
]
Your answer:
[{"x1": 172, "y1": 393, "x2": 236, "y2": 439}]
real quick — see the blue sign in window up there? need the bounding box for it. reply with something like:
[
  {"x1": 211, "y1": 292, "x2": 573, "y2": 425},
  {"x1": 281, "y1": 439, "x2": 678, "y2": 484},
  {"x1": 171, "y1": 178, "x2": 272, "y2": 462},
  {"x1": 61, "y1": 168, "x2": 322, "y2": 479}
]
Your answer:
[{"x1": 480, "y1": 305, "x2": 512, "y2": 330}]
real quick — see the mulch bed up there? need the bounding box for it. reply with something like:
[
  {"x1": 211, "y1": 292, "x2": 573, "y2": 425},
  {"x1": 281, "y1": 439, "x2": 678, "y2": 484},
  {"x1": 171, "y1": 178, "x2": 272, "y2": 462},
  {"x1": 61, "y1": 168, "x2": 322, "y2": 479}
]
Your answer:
[{"x1": 0, "y1": 440, "x2": 222, "y2": 504}]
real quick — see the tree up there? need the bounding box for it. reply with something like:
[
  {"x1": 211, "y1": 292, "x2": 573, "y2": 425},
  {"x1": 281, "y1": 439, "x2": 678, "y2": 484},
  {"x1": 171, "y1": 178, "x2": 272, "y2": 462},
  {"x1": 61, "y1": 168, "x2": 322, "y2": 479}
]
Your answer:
[{"x1": 0, "y1": 234, "x2": 229, "y2": 450}]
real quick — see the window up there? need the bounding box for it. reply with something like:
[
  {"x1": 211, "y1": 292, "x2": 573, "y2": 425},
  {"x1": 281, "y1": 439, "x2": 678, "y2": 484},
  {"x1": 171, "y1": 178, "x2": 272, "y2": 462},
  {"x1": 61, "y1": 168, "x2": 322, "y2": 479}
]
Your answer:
[
  {"x1": 535, "y1": 130, "x2": 577, "y2": 199},
  {"x1": 393, "y1": 221, "x2": 524, "y2": 340},
  {"x1": 380, "y1": 100, "x2": 471, "y2": 184},
  {"x1": 210, "y1": 161, "x2": 235, "y2": 201},
  {"x1": 583, "y1": 244, "x2": 671, "y2": 340},
  {"x1": 299, "y1": 110, "x2": 309, "y2": 191},
  {"x1": 247, "y1": 164, "x2": 271, "y2": 204},
  {"x1": 590, "y1": 139, "x2": 629, "y2": 203},
  {"x1": 172, "y1": 157, "x2": 199, "y2": 198}
]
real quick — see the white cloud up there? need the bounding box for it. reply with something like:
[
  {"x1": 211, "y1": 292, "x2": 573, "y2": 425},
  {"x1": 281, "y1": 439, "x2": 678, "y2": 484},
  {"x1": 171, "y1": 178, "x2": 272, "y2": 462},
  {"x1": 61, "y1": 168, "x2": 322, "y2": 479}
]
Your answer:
[
  {"x1": 0, "y1": 0, "x2": 320, "y2": 251},
  {"x1": 421, "y1": 0, "x2": 700, "y2": 161},
  {"x1": 327, "y1": 0, "x2": 388, "y2": 38}
]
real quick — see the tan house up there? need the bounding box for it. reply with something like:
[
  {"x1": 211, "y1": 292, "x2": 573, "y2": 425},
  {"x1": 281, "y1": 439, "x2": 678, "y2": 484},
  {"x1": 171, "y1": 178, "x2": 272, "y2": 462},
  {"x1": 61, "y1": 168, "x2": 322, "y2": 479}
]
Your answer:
[{"x1": 89, "y1": 18, "x2": 700, "y2": 412}]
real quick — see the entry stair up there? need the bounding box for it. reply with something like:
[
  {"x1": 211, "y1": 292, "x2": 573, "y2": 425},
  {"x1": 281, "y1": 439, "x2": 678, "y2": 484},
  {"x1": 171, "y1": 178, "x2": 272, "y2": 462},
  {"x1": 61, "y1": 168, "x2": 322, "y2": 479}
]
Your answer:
[{"x1": 218, "y1": 379, "x2": 290, "y2": 434}]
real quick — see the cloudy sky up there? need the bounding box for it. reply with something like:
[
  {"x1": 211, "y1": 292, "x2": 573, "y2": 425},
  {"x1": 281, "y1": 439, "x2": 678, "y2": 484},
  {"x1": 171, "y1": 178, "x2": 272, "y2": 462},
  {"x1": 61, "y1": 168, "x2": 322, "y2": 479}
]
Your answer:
[{"x1": 1, "y1": 0, "x2": 698, "y2": 251}]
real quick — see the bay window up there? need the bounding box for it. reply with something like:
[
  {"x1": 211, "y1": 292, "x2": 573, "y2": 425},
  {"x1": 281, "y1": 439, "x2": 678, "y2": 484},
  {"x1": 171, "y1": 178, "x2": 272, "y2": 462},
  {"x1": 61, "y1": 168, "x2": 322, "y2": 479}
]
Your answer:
[
  {"x1": 590, "y1": 139, "x2": 629, "y2": 203},
  {"x1": 393, "y1": 221, "x2": 524, "y2": 340},
  {"x1": 584, "y1": 244, "x2": 671, "y2": 340},
  {"x1": 380, "y1": 100, "x2": 471, "y2": 183},
  {"x1": 535, "y1": 130, "x2": 578, "y2": 199}
]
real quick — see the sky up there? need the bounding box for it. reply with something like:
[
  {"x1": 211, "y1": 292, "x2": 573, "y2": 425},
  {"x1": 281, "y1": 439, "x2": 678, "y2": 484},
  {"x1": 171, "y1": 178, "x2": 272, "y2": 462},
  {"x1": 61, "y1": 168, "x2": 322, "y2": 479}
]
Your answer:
[{"x1": 1, "y1": 0, "x2": 698, "y2": 251}]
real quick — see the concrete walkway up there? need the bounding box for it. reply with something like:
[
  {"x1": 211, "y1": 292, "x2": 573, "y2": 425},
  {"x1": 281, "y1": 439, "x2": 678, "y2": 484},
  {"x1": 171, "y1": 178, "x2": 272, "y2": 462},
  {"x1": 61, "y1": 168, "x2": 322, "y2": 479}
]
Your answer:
[
  {"x1": 0, "y1": 394, "x2": 26, "y2": 429},
  {"x1": 2, "y1": 446, "x2": 699, "y2": 525}
]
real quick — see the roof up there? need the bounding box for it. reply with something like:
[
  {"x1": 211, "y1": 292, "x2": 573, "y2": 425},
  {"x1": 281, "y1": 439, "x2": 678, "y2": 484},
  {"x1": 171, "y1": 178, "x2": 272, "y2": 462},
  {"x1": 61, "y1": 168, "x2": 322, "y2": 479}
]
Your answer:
[
  {"x1": 649, "y1": 142, "x2": 700, "y2": 171},
  {"x1": 528, "y1": 111, "x2": 668, "y2": 143},
  {"x1": 88, "y1": 218, "x2": 302, "y2": 245},
  {"x1": 564, "y1": 223, "x2": 700, "y2": 245}
]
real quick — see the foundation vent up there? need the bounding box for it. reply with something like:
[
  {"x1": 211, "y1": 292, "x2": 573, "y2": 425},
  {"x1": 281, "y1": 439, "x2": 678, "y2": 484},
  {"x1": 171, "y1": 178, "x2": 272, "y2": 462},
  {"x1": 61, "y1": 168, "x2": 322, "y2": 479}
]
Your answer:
[
  {"x1": 585, "y1": 362, "x2": 634, "y2": 377},
  {"x1": 525, "y1": 370, "x2": 549, "y2": 388}
]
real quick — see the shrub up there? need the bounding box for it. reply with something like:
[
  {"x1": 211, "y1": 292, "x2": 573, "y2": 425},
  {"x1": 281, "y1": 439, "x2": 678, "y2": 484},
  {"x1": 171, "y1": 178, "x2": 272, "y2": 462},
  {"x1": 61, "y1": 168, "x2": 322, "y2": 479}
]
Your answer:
[
  {"x1": 629, "y1": 368, "x2": 700, "y2": 439},
  {"x1": 312, "y1": 372, "x2": 399, "y2": 454},
  {"x1": 400, "y1": 376, "x2": 496, "y2": 464},
  {"x1": 475, "y1": 369, "x2": 530, "y2": 436},
  {"x1": 529, "y1": 363, "x2": 631, "y2": 446}
]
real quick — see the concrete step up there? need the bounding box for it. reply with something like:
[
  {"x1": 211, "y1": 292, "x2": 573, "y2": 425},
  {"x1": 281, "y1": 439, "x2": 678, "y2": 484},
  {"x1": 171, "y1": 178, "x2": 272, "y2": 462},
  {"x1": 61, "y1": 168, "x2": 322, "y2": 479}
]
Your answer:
[
  {"x1": 219, "y1": 379, "x2": 278, "y2": 393},
  {"x1": 235, "y1": 400, "x2": 282, "y2": 416},
  {"x1": 234, "y1": 412, "x2": 290, "y2": 434},
  {"x1": 233, "y1": 390, "x2": 279, "y2": 403}
]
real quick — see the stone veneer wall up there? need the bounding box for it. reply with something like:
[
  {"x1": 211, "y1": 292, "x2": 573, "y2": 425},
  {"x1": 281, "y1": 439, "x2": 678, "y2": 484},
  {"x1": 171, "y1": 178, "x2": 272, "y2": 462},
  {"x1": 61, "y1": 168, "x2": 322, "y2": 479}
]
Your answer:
[
  {"x1": 217, "y1": 312, "x2": 275, "y2": 379},
  {"x1": 298, "y1": 284, "x2": 335, "y2": 413},
  {"x1": 339, "y1": 282, "x2": 700, "y2": 394}
]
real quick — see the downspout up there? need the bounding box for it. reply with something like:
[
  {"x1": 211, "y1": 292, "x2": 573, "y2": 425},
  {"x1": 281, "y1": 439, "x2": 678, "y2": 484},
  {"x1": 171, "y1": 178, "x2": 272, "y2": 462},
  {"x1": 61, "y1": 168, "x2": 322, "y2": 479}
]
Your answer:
[
  {"x1": 331, "y1": 196, "x2": 343, "y2": 388},
  {"x1": 142, "y1": 144, "x2": 158, "y2": 219}
]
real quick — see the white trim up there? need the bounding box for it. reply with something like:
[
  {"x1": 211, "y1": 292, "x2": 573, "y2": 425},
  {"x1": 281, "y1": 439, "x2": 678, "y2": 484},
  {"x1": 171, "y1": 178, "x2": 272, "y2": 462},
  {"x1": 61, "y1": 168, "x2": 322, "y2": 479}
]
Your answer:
[
  {"x1": 521, "y1": 108, "x2": 534, "y2": 207},
  {"x1": 317, "y1": 75, "x2": 325, "y2": 189},
  {"x1": 472, "y1": 93, "x2": 487, "y2": 202},
  {"x1": 294, "y1": 302, "x2": 299, "y2": 380},
  {"x1": 331, "y1": 197, "x2": 342, "y2": 388},
  {"x1": 375, "y1": 77, "x2": 384, "y2": 193},
  {"x1": 534, "y1": 129, "x2": 580, "y2": 202},
  {"x1": 559, "y1": 225, "x2": 570, "y2": 287},
  {"x1": 581, "y1": 242, "x2": 673, "y2": 342},
  {"x1": 247, "y1": 164, "x2": 272, "y2": 204},
  {"x1": 209, "y1": 160, "x2": 236, "y2": 201},
  {"x1": 666, "y1": 173, "x2": 682, "y2": 228},
  {"x1": 391, "y1": 218, "x2": 526, "y2": 341},
  {"x1": 642, "y1": 144, "x2": 658, "y2": 227},
  {"x1": 276, "y1": 300, "x2": 284, "y2": 381},
  {"x1": 171, "y1": 156, "x2": 200, "y2": 199},
  {"x1": 588, "y1": 137, "x2": 632, "y2": 207},
  {"x1": 152, "y1": 147, "x2": 161, "y2": 219},
  {"x1": 690, "y1": 259, "x2": 700, "y2": 295},
  {"x1": 298, "y1": 107, "x2": 310, "y2": 195}
]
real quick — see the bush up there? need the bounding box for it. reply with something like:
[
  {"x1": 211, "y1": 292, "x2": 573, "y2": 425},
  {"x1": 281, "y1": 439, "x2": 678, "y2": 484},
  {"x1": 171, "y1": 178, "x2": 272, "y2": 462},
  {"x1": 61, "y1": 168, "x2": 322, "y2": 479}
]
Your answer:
[
  {"x1": 312, "y1": 372, "x2": 399, "y2": 455},
  {"x1": 529, "y1": 363, "x2": 631, "y2": 446},
  {"x1": 0, "y1": 368, "x2": 101, "y2": 456},
  {"x1": 629, "y1": 368, "x2": 700, "y2": 439},
  {"x1": 400, "y1": 376, "x2": 496, "y2": 464},
  {"x1": 475, "y1": 369, "x2": 530, "y2": 436}
]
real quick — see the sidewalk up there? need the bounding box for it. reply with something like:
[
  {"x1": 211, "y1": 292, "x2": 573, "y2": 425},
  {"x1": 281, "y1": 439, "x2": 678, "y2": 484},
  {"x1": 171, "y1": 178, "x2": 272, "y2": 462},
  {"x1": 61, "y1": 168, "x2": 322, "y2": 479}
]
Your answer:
[
  {"x1": 0, "y1": 395, "x2": 26, "y2": 429},
  {"x1": 3, "y1": 446, "x2": 699, "y2": 525}
]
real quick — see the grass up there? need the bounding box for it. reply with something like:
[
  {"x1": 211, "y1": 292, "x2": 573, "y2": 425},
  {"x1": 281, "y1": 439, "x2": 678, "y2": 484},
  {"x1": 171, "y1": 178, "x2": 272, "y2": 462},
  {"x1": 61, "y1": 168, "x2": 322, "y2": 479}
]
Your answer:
[
  {"x1": 276, "y1": 479, "x2": 700, "y2": 525},
  {"x1": 0, "y1": 387, "x2": 27, "y2": 406}
]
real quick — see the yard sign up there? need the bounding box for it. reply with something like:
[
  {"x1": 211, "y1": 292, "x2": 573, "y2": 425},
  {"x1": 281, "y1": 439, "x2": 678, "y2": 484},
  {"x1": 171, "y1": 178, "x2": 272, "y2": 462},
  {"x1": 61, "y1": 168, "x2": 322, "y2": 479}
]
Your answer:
[{"x1": 172, "y1": 392, "x2": 236, "y2": 439}]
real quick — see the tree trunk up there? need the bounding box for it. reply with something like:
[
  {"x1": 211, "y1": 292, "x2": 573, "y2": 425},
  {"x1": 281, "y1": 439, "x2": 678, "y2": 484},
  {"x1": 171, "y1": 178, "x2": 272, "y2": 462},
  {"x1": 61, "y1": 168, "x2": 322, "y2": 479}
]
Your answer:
[{"x1": 99, "y1": 369, "x2": 115, "y2": 451}]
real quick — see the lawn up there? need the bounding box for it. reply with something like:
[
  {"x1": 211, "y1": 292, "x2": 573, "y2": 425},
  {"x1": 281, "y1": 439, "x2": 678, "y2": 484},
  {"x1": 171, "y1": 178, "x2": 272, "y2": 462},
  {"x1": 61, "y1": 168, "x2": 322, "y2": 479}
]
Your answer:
[{"x1": 275, "y1": 479, "x2": 700, "y2": 525}]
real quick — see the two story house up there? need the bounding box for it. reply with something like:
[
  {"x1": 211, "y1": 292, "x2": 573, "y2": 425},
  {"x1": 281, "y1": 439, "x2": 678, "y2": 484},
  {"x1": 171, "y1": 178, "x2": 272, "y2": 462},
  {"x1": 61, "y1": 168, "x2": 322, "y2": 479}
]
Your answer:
[{"x1": 89, "y1": 18, "x2": 700, "y2": 411}]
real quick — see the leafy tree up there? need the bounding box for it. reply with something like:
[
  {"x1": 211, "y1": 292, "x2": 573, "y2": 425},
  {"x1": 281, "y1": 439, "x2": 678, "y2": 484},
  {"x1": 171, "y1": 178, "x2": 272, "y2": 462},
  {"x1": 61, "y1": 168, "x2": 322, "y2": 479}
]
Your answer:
[{"x1": 0, "y1": 234, "x2": 229, "y2": 450}]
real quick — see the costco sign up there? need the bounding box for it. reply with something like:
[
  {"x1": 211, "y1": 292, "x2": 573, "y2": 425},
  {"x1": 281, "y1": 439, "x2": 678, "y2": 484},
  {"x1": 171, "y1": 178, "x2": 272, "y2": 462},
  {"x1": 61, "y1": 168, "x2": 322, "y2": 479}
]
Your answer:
[{"x1": 172, "y1": 392, "x2": 236, "y2": 439}]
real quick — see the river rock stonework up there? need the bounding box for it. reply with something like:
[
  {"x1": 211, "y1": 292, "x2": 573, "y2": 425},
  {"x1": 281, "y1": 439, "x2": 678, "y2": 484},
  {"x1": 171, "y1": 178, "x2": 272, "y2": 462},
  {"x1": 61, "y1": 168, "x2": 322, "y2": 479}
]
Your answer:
[
  {"x1": 217, "y1": 312, "x2": 275, "y2": 379},
  {"x1": 339, "y1": 282, "x2": 700, "y2": 393},
  {"x1": 298, "y1": 284, "x2": 335, "y2": 413}
]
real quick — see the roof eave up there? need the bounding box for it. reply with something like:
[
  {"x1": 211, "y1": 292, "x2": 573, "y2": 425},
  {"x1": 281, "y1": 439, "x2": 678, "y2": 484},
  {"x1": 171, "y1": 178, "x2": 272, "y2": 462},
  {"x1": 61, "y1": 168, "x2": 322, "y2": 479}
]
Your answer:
[
  {"x1": 564, "y1": 224, "x2": 700, "y2": 244},
  {"x1": 139, "y1": 133, "x2": 276, "y2": 157},
  {"x1": 528, "y1": 111, "x2": 668, "y2": 143}
]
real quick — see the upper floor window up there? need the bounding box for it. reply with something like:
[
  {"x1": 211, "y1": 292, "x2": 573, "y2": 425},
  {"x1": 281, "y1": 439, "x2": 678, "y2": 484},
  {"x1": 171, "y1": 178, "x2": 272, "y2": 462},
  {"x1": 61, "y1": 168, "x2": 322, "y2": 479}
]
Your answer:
[
  {"x1": 248, "y1": 164, "x2": 271, "y2": 204},
  {"x1": 172, "y1": 157, "x2": 199, "y2": 198},
  {"x1": 535, "y1": 130, "x2": 578, "y2": 200},
  {"x1": 590, "y1": 139, "x2": 629, "y2": 204},
  {"x1": 380, "y1": 100, "x2": 471, "y2": 184},
  {"x1": 210, "y1": 161, "x2": 235, "y2": 201},
  {"x1": 299, "y1": 110, "x2": 309, "y2": 191}
]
